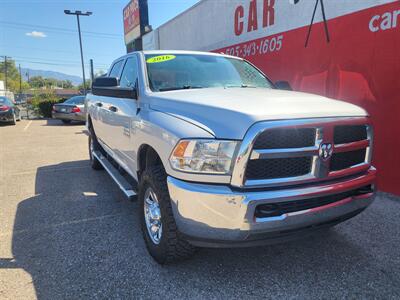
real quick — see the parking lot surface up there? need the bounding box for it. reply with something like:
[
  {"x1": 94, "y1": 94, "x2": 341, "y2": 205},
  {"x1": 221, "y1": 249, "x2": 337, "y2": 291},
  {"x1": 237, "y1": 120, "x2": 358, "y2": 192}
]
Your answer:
[{"x1": 1, "y1": 119, "x2": 399, "y2": 299}]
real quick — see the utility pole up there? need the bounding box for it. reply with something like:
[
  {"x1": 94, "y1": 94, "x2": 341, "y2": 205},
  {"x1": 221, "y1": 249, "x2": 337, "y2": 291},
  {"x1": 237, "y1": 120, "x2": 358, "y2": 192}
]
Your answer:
[
  {"x1": 19, "y1": 64, "x2": 22, "y2": 96},
  {"x1": 1, "y1": 56, "x2": 12, "y2": 90},
  {"x1": 64, "y1": 10, "x2": 92, "y2": 95},
  {"x1": 89, "y1": 59, "x2": 94, "y2": 82},
  {"x1": 4, "y1": 56, "x2": 8, "y2": 91}
]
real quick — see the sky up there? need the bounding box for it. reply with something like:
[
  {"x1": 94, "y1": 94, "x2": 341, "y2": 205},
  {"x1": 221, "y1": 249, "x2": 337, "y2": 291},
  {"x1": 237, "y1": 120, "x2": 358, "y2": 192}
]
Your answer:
[{"x1": 0, "y1": 0, "x2": 200, "y2": 78}]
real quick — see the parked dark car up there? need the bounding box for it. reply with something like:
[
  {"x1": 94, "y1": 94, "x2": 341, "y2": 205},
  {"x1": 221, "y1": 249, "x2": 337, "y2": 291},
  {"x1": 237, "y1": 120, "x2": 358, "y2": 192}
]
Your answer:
[
  {"x1": 52, "y1": 95, "x2": 86, "y2": 124},
  {"x1": 0, "y1": 96, "x2": 20, "y2": 125}
]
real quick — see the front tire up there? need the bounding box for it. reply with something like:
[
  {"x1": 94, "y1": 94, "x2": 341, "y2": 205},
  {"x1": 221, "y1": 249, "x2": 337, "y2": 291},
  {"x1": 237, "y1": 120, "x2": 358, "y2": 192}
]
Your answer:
[
  {"x1": 139, "y1": 166, "x2": 196, "y2": 264},
  {"x1": 62, "y1": 119, "x2": 71, "y2": 124},
  {"x1": 88, "y1": 127, "x2": 104, "y2": 170}
]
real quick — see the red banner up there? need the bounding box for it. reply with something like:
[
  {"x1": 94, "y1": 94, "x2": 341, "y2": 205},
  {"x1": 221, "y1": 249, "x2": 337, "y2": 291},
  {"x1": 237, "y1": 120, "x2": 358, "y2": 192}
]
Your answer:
[{"x1": 123, "y1": 0, "x2": 140, "y2": 44}]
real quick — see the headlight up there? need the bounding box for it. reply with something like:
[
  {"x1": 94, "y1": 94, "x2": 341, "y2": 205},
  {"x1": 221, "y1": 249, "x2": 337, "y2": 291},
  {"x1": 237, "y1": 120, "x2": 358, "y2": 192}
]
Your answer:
[{"x1": 169, "y1": 140, "x2": 238, "y2": 174}]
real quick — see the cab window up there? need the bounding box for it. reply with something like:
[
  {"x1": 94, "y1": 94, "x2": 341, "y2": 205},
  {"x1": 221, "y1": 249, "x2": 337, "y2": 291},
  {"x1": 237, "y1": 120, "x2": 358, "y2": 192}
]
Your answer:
[
  {"x1": 119, "y1": 57, "x2": 138, "y2": 88},
  {"x1": 109, "y1": 60, "x2": 124, "y2": 78}
]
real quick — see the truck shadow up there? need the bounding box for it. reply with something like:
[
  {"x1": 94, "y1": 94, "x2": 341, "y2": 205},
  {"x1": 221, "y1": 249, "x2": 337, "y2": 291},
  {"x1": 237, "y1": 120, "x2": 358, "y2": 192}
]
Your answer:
[{"x1": 3, "y1": 160, "x2": 392, "y2": 298}]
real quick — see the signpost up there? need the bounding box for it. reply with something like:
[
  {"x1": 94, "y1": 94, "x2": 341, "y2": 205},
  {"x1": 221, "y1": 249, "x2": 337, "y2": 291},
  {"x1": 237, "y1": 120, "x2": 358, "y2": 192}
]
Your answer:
[{"x1": 123, "y1": 0, "x2": 149, "y2": 52}]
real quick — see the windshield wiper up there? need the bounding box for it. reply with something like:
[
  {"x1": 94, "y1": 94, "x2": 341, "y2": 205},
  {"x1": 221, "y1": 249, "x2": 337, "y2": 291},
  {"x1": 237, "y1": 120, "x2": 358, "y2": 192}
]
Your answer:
[
  {"x1": 224, "y1": 84, "x2": 257, "y2": 88},
  {"x1": 159, "y1": 85, "x2": 203, "y2": 92}
]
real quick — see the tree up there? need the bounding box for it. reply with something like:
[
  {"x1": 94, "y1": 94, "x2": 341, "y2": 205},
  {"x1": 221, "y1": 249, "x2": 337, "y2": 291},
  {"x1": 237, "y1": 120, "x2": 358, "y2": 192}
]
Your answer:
[
  {"x1": 0, "y1": 59, "x2": 30, "y2": 93},
  {"x1": 29, "y1": 76, "x2": 46, "y2": 88},
  {"x1": 29, "y1": 76, "x2": 74, "y2": 89},
  {"x1": 0, "y1": 59, "x2": 19, "y2": 80},
  {"x1": 78, "y1": 79, "x2": 92, "y2": 91},
  {"x1": 95, "y1": 70, "x2": 106, "y2": 77},
  {"x1": 62, "y1": 80, "x2": 73, "y2": 89}
]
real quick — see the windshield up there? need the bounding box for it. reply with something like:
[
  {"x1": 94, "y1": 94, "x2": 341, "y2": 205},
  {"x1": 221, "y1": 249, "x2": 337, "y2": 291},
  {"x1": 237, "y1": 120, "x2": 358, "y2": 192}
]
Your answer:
[
  {"x1": 145, "y1": 54, "x2": 273, "y2": 92},
  {"x1": 0, "y1": 97, "x2": 12, "y2": 106},
  {"x1": 65, "y1": 96, "x2": 85, "y2": 105}
]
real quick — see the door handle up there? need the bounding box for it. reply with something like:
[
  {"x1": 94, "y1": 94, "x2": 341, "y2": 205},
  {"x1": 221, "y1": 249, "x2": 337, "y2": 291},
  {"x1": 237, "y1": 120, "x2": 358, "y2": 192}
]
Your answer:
[
  {"x1": 109, "y1": 106, "x2": 118, "y2": 112},
  {"x1": 95, "y1": 102, "x2": 103, "y2": 107}
]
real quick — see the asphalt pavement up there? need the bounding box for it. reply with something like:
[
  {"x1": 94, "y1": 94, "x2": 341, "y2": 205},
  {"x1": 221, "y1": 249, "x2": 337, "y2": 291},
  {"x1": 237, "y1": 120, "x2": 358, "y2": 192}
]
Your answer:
[{"x1": 0, "y1": 119, "x2": 399, "y2": 299}]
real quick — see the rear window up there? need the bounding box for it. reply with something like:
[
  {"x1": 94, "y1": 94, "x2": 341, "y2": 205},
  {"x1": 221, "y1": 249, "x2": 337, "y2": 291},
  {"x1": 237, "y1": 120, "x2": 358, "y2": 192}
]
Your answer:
[
  {"x1": 0, "y1": 97, "x2": 12, "y2": 106},
  {"x1": 65, "y1": 96, "x2": 85, "y2": 105}
]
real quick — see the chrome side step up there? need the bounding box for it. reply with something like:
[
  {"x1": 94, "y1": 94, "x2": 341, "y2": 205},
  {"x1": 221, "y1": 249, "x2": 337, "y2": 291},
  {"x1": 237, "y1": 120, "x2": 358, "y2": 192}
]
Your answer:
[{"x1": 92, "y1": 150, "x2": 137, "y2": 200}]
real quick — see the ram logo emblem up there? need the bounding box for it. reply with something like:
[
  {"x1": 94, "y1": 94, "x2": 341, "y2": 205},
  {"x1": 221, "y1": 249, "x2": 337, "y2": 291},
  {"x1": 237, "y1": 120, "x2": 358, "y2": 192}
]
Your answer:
[{"x1": 319, "y1": 143, "x2": 333, "y2": 160}]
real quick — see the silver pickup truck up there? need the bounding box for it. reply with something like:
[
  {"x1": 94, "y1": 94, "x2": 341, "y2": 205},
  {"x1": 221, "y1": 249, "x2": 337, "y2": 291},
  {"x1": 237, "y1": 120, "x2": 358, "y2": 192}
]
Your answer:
[{"x1": 86, "y1": 50, "x2": 376, "y2": 264}]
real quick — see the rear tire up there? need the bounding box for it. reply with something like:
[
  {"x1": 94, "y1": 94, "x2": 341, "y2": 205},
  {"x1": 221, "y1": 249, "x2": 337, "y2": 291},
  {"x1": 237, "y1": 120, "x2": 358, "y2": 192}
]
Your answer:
[
  {"x1": 11, "y1": 113, "x2": 16, "y2": 125},
  {"x1": 62, "y1": 119, "x2": 71, "y2": 124},
  {"x1": 139, "y1": 166, "x2": 196, "y2": 264},
  {"x1": 88, "y1": 127, "x2": 104, "y2": 170}
]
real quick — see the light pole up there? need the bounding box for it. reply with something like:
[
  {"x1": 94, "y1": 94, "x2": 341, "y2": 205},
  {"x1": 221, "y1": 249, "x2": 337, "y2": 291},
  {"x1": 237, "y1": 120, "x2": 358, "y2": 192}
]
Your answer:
[
  {"x1": 4, "y1": 56, "x2": 8, "y2": 91},
  {"x1": 64, "y1": 10, "x2": 92, "y2": 94},
  {"x1": 19, "y1": 64, "x2": 22, "y2": 96}
]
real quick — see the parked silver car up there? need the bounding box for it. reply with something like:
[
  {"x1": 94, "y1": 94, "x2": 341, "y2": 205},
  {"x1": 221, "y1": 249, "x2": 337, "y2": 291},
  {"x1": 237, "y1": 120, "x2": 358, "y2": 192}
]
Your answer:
[{"x1": 52, "y1": 95, "x2": 86, "y2": 124}]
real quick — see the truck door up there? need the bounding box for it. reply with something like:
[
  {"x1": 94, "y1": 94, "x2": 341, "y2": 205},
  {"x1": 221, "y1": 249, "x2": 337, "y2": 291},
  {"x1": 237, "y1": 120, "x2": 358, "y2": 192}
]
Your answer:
[
  {"x1": 96, "y1": 59, "x2": 125, "y2": 149},
  {"x1": 105, "y1": 56, "x2": 140, "y2": 176}
]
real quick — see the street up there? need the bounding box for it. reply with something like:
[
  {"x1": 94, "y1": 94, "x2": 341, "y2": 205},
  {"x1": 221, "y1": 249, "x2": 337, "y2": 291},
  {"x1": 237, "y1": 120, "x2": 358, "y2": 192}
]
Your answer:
[{"x1": 0, "y1": 119, "x2": 399, "y2": 299}]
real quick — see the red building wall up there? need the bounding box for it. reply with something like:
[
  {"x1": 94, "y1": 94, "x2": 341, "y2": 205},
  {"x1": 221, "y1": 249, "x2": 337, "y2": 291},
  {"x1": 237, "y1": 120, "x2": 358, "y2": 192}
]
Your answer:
[{"x1": 216, "y1": 1, "x2": 400, "y2": 195}]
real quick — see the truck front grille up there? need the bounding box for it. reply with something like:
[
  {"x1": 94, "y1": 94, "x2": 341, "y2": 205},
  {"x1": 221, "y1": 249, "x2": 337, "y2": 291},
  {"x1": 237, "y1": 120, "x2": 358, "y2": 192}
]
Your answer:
[
  {"x1": 245, "y1": 157, "x2": 312, "y2": 180},
  {"x1": 231, "y1": 117, "x2": 372, "y2": 188},
  {"x1": 334, "y1": 125, "x2": 367, "y2": 144},
  {"x1": 331, "y1": 149, "x2": 367, "y2": 171},
  {"x1": 253, "y1": 128, "x2": 316, "y2": 149}
]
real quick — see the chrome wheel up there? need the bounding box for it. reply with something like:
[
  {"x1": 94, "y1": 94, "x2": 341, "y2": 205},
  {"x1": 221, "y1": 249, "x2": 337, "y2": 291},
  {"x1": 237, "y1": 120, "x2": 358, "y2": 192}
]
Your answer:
[{"x1": 144, "y1": 187, "x2": 162, "y2": 245}]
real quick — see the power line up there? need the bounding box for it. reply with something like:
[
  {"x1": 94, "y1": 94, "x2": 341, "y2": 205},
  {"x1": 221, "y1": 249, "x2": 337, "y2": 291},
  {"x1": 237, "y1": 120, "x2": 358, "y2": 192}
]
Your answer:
[
  {"x1": 0, "y1": 21, "x2": 123, "y2": 39},
  {"x1": 0, "y1": 21, "x2": 122, "y2": 36},
  {"x1": 12, "y1": 59, "x2": 82, "y2": 66},
  {"x1": 9, "y1": 54, "x2": 110, "y2": 66},
  {"x1": 12, "y1": 59, "x2": 108, "y2": 68},
  {"x1": 2, "y1": 24, "x2": 121, "y2": 40},
  {"x1": 2, "y1": 54, "x2": 110, "y2": 67},
  {"x1": 0, "y1": 44, "x2": 117, "y2": 57}
]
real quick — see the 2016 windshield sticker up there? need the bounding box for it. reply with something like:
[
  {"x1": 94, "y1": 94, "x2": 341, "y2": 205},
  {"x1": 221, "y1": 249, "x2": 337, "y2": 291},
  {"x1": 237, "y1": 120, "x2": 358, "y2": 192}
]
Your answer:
[{"x1": 146, "y1": 55, "x2": 176, "y2": 63}]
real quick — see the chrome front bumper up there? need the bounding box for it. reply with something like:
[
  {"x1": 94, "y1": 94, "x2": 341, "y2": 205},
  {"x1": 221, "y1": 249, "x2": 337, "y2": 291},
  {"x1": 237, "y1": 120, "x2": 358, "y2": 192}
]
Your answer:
[{"x1": 167, "y1": 167, "x2": 376, "y2": 247}]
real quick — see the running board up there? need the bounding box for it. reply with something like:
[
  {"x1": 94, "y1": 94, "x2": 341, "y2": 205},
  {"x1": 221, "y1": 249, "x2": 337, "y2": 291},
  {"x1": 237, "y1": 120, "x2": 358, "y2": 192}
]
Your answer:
[{"x1": 92, "y1": 150, "x2": 137, "y2": 200}]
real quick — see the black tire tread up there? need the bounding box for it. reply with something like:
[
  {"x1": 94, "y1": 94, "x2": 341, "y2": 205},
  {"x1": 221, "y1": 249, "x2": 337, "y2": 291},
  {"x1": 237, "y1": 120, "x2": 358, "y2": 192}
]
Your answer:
[{"x1": 139, "y1": 166, "x2": 196, "y2": 264}]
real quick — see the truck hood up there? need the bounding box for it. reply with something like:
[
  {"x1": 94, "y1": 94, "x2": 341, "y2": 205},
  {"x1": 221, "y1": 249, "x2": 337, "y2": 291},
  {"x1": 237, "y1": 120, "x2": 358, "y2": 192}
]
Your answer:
[{"x1": 148, "y1": 87, "x2": 367, "y2": 139}]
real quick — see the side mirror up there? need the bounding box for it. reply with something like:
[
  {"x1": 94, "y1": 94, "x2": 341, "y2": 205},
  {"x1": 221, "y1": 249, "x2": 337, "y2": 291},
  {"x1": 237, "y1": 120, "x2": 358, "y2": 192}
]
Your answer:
[
  {"x1": 92, "y1": 77, "x2": 118, "y2": 87},
  {"x1": 92, "y1": 77, "x2": 137, "y2": 99},
  {"x1": 275, "y1": 81, "x2": 292, "y2": 91}
]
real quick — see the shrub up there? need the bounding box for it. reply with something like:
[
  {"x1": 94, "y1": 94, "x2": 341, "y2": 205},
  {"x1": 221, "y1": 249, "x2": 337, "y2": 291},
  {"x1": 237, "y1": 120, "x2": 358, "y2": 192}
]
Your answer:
[{"x1": 30, "y1": 92, "x2": 64, "y2": 118}]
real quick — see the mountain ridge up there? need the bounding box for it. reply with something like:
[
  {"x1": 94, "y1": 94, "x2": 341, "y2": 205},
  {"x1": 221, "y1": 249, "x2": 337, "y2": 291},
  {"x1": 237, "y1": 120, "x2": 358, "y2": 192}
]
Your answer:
[{"x1": 21, "y1": 68, "x2": 82, "y2": 86}]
